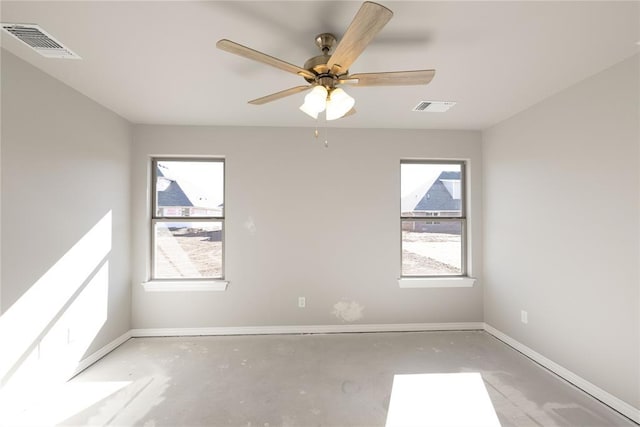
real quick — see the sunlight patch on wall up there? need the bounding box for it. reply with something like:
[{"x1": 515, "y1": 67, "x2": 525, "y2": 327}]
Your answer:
[
  {"x1": 7, "y1": 262, "x2": 109, "y2": 387},
  {"x1": 0, "y1": 211, "x2": 112, "y2": 389}
]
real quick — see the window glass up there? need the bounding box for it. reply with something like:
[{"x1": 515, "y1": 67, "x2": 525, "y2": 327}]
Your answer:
[
  {"x1": 153, "y1": 221, "x2": 223, "y2": 279},
  {"x1": 401, "y1": 220, "x2": 462, "y2": 276},
  {"x1": 155, "y1": 160, "x2": 224, "y2": 218},
  {"x1": 401, "y1": 163, "x2": 462, "y2": 218}
]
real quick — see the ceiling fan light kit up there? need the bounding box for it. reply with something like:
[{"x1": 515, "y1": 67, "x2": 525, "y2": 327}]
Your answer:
[
  {"x1": 299, "y1": 86, "x2": 355, "y2": 121},
  {"x1": 299, "y1": 85, "x2": 328, "y2": 119},
  {"x1": 325, "y1": 88, "x2": 355, "y2": 121},
  {"x1": 216, "y1": 1, "x2": 435, "y2": 121}
]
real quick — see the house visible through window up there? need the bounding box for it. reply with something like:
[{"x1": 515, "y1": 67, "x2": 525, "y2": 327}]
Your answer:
[
  {"x1": 400, "y1": 161, "x2": 466, "y2": 277},
  {"x1": 151, "y1": 158, "x2": 224, "y2": 280}
]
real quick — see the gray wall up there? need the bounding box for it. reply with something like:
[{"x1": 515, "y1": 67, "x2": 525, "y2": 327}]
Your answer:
[
  {"x1": 131, "y1": 126, "x2": 483, "y2": 328},
  {"x1": 483, "y1": 55, "x2": 640, "y2": 408},
  {"x1": 0, "y1": 51, "x2": 131, "y2": 386}
]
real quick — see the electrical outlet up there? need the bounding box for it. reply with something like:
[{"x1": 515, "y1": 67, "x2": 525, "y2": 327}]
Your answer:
[
  {"x1": 521, "y1": 310, "x2": 528, "y2": 324},
  {"x1": 298, "y1": 297, "x2": 306, "y2": 308}
]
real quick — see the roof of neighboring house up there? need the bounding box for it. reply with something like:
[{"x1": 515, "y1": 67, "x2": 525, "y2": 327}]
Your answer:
[
  {"x1": 157, "y1": 167, "x2": 193, "y2": 207},
  {"x1": 414, "y1": 171, "x2": 461, "y2": 212},
  {"x1": 438, "y1": 171, "x2": 460, "y2": 180}
]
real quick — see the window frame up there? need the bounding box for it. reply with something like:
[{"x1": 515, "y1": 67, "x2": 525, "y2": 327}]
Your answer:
[
  {"x1": 150, "y1": 157, "x2": 226, "y2": 282},
  {"x1": 400, "y1": 159, "x2": 468, "y2": 278}
]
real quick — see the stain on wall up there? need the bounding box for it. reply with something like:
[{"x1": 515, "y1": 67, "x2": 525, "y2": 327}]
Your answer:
[
  {"x1": 332, "y1": 300, "x2": 364, "y2": 322},
  {"x1": 244, "y1": 217, "x2": 256, "y2": 234}
]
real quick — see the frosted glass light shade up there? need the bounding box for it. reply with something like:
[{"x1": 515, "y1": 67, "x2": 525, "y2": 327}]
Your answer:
[
  {"x1": 299, "y1": 86, "x2": 328, "y2": 119},
  {"x1": 325, "y1": 88, "x2": 355, "y2": 121}
]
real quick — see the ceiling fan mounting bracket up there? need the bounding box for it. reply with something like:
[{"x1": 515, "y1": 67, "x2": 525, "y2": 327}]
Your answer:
[{"x1": 315, "y1": 33, "x2": 336, "y2": 54}]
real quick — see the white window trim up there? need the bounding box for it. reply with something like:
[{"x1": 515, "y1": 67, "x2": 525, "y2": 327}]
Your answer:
[
  {"x1": 398, "y1": 277, "x2": 476, "y2": 289},
  {"x1": 142, "y1": 280, "x2": 229, "y2": 292},
  {"x1": 400, "y1": 160, "x2": 468, "y2": 278},
  {"x1": 150, "y1": 157, "x2": 226, "y2": 284}
]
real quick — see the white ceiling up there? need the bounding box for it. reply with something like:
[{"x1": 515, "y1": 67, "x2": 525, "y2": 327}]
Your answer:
[{"x1": 1, "y1": 1, "x2": 638, "y2": 130}]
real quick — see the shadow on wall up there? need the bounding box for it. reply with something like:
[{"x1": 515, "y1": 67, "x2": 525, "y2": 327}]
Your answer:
[{"x1": 0, "y1": 211, "x2": 114, "y2": 392}]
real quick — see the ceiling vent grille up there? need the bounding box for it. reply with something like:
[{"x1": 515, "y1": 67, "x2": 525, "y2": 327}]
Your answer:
[
  {"x1": 1, "y1": 24, "x2": 81, "y2": 59},
  {"x1": 413, "y1": 101, "x2": 456, "y2": 112}
]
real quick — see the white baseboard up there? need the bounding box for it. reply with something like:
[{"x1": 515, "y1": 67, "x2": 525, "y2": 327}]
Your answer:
[
  {"x1": 72, "y1": 330, "x2": 132, "y2": 379},
  {"x1": 484, "y1": 323, "x2": 640, "y2": 424},
  {"x1": 130, "y1": 322, "x2": 485, "y2": 338}
]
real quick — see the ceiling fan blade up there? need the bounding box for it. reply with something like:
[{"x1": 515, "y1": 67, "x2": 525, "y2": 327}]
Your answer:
[
  {"x1": 327, "y1": 2, "x2": 393, "y2": 75},
  {"x1": 248, "y1": 85, "x2": 312, "y2": 105},
  {"x1": 344, "y1": 70, "x2": 436, "y2": 86},
  {"x1": 217, "y1": 39, "x2": 315, "y2": 80}
]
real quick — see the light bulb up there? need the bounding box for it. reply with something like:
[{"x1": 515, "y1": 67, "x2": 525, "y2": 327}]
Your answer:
[
  {"x1": 325, "y1": 88, "x2": 355, "y2": 121},
  {"x1": 299, "y1": 86, "x2": 328, "y2": 119}
]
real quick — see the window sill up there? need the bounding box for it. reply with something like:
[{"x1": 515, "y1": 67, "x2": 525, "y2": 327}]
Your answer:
[
  {"x1": 398, "y1": 277, "x2": 476, "y2": 288},
  {"x1": 142, "y1": 280, "x2": 229, "y2": 292}
]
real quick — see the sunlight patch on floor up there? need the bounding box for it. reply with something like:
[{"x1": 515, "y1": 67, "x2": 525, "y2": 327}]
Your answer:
[
  {"x1": 385, "y1": 372, "x2": 501, "y2": 427},
  {"x1": 0, "y1": 380, "x2": 130, "y2": 427}
]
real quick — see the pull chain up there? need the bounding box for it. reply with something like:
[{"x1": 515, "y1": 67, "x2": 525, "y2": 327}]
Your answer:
[
  {"x1": 314, "y1": 116, "x2": 320, "y2": 139},
  {"x1": 324, "y1": 125, "x2": 329, "y2": 148},
  {"x1": 311, "y1": 117, "x2": 328, "y2": 148}
]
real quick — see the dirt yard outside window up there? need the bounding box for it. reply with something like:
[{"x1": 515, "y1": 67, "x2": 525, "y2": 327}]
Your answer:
[
  {"x1": 402, "y1": 231, "x2": 461, "y2": 275},
  {"x1": 155, "y1": 226, "x2": 222, "y2": 278}
]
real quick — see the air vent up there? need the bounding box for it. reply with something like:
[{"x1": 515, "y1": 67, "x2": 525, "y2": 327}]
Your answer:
[
  {"x1": 413, "y1": 101, "x2": 456, "y2": 112},
  {"x1": 1, "y1": 24, "x2": 80, "y2": 59}
]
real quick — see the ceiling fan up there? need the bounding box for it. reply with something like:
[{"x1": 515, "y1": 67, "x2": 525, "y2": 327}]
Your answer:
[{"x1": 216, "y1": 1, "x2": 435, "y2": 121}]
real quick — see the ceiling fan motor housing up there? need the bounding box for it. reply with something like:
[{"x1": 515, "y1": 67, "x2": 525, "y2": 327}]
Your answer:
[
  {"x1": 303, "y1": 54, "x2": 331, "y2": 75},
  {"x1": 304, "y1": 33, "x2": 348, "y2": 87}
]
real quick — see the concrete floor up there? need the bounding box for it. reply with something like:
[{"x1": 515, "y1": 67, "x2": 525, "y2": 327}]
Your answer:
[{"x1": 8, "y1": 331, "x2": 637, "y2": 426}]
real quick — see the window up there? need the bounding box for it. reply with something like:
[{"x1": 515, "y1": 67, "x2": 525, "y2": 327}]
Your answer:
[
  {"x1": 151, "y1": 158, "x2": 224, "y2": 280},
  {"x1": 401, "y1": 161, "x2": 466, "y2": 277}
]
